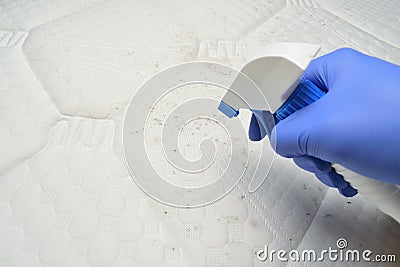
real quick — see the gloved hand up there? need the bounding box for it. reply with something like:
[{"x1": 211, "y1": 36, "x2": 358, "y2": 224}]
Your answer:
[{"x1": 249, "y1": 48, "x2": 400, "y2": 196}]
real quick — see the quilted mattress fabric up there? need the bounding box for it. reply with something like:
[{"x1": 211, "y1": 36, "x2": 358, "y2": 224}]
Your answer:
[{"x1": 0, "y1": 0, "x2": 399, "y2": 266}]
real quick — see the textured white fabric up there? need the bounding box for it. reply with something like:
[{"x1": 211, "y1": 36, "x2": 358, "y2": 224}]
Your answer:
[{"x1": 0, "y1": 0, "x2": 399, "y2": 266}]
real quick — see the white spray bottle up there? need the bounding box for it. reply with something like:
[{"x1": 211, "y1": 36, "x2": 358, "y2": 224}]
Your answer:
[{"x1": 218, "y1": 43, "x2": 400, "y2": 223}]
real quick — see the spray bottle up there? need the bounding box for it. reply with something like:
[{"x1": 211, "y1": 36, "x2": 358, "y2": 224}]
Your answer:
[{"x1": 217, "y1": 43, "x2": 400, "y2": 223}]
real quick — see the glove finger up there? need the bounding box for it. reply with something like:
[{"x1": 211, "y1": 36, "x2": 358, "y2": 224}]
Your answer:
[
  {"x1": 293, "y1": 155, "x2": 331, "y2": 173},
  {"x1": 302, "y1": 56, "x2": 330, "y2": 92},
  {"x1": 248, "y1": 110, "x2": 275, "y2": 141},
  {"x1": 293, "y1": 156, "x2": 358, "y2": 197},
  {"x1": 271, "y1": 111, "x2": 311, "y2": 158},
  {"x1": 316, "y1": 169, "x2": 347, "y2": 189},
  {"x1": 249, "y1": 112, "x2": 262, "y2": 141},
  {"x1": 293, "y1": 156, "x2": 335, "y2": 187},
  {"x1": 302, "y1": 48, "x2": 361, "y2": 93},
  {"x1": 315, "y1": 171, "x2": 358, "y2": 197},
  {"x1": 314, "y1": 172, "x2": 336, "y2": 188},
  {"x1": 338, "y1": 184, "x2": 358, "y2": 197}
]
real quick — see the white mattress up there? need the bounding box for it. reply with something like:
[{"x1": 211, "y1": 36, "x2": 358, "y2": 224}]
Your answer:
[{"x1": 0, "y1": 0, "x2": 399, "y2": 266}]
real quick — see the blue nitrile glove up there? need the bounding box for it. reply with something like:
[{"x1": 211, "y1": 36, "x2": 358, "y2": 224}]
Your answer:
[{"x1": 249, "y1": 48, "x2": 400, "y2": 196}]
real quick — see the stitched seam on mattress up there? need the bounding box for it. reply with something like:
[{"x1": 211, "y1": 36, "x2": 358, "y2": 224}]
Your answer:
[
  {"x1": 292, "y1": 188, "x2": 328, "y2": 255},
  {"x1": 0, "y1": 30, "x2": 28, "y2": 47},
  {"x1": 18, "y1": 31, "x2": 67, "y2": 122},
  {"x1": 315, "y1": 3, "x2": 400, "y2": 49},
  {"x1": 0, "y1": 116, "x2": 60, "y2": 177},
  {"x1": 246, "y1": 194, "x2": 289, "y2": 251},
  {"x1": 21, "y1": 43, "x2": 194, "y2": 120},
  {"x1": 0, "y1": 0, "x2": 110, "y2": 32},
  {"x1": 212, "y1": 159, "x2": 288, "y2": 250},
  {"x1": 0, "y1": 33, "x2": 61, "y2": 176},
  {"x1": 244, "y1": 165, "x2": 314, "y2": 251},
  {"x1": 298, "y1": 6, "x2": 368, "y2": 53},
  {"x1": 286, "y1": 0, "x2": 320, "y2": 8},
  {"x1": 238, "y1": 2, "x2": 289, "y2": 39},
  {"x1": 242, "y1": 183, "x2": 288, "y2": 249},
  {"x1": 305, "y1": 4, "x2": 400, "y2": 50},
  {"x1": 59, "y1": 114, "x2": 118, "y2": 122},
  {"x1": 0, "y1": 115, "x2": 117, "y2": 178}
]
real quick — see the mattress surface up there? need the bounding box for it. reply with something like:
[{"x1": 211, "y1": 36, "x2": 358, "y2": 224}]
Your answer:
[{"x1": 0, "y1": 0, "x2": 399, "y2": 266}]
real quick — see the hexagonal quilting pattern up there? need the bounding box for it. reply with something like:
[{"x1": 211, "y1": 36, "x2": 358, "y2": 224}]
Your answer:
[
  {"x1": 21, "y1": 0, "x2": 286, "y2": 119},
  {"x1": 0, "y1": 30, "x2": 58, "y2": 174},
  {"x1": 0, "y1": 1, "x2": 400, "y2": 267},
  {"x1": 0, "y1": 0, "x2": 103, "y2": 31}
]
